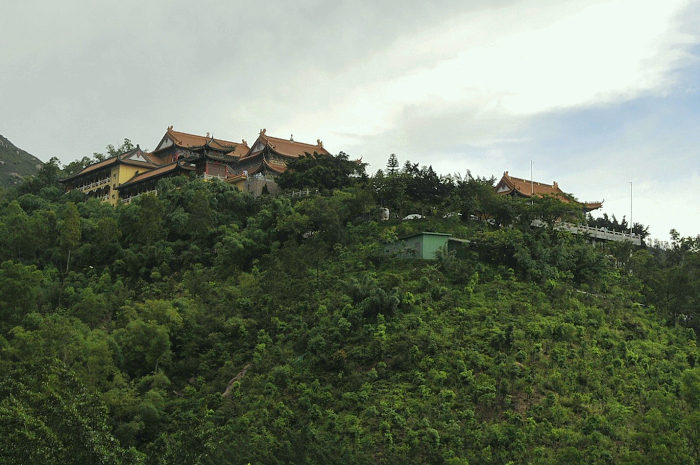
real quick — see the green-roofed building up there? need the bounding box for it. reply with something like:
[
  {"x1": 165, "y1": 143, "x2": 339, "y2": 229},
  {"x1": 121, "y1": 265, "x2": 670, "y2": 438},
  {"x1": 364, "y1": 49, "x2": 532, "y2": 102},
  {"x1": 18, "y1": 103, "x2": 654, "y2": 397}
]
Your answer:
[{"x1": 387, "y1": 232, "x2": 469, "y2": 260}]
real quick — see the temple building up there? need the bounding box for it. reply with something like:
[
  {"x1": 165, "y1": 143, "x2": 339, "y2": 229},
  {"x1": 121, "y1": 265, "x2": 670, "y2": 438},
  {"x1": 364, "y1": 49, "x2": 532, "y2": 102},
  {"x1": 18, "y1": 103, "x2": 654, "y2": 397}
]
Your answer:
[
  {"x1": 227, "y1": 129, "x2": 331, "y2": 195},
  {"x1": 116, "y1": 160, "x2": 195, "y2": 204},
  {"x1": 60, "y1": 126, "x2": 331, "y2": 203},
  {"x1": 495, "y1": 171, "x2": 603, "y2": 212},
  {"x1": 151, "y1": 126, "x2": 249, "y2": 163},
  {"x1": 59, "y1": 146, "x2": 161, "y2": 206}
]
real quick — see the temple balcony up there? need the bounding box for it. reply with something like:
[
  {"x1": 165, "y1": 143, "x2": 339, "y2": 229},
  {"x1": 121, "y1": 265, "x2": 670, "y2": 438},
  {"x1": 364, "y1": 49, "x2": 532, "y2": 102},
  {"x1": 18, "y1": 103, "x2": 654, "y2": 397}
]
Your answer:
[
  {"x1": 78, "y1": 177, "x2": 110, "y2": 192},
  {"x1": 199, "y1": 173, "x2": 227, "y2": 181},
  {"x1": 121, "y1": 189, "x2": 158, "y2": 204}
]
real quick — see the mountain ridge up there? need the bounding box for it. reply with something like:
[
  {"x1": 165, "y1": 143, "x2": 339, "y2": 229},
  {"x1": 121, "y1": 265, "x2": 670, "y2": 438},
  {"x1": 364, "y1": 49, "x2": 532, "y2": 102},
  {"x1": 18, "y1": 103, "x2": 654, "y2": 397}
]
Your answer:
[{"x1": 0, "y1": 134, "x2": 43, "y2": 187}]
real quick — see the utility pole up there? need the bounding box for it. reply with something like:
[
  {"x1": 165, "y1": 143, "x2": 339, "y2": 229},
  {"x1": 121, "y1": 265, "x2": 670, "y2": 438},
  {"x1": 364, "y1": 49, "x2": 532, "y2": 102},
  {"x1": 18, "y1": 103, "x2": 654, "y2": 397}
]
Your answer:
[
  {"x1": 629, "y1": 181, "x2": 633, "y2": 240},
  {"x1": 531, "y1": 161, "x2": 534, "y2": 205}
]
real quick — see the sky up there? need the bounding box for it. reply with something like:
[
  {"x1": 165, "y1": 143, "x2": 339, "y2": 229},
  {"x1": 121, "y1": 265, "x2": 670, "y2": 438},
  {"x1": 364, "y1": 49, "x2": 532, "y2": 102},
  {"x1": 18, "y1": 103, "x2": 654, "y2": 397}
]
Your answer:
[{"x1": 1, "y1": 0, "x2": 699, "y2": 241}]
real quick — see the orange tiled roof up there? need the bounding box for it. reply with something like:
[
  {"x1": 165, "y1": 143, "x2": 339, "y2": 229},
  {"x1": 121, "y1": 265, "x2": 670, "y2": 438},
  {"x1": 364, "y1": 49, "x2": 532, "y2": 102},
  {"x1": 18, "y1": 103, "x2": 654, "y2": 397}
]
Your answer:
[
  {"x1": 156, "y1": 126, "x2": 243, "y2": 153},
  {"x1": 262, "y1": 158, "x2": 287, "y2": 173},
  {"x1": 117, "y1": 161, "x2": 194, "y2": 189},
  {"x1": 226, "y1": 173, "x2": 247, "y2": 182},
  {"x1": 142, "y1": 152, "x2": 166, "y2": 165},
  {"x1": 496, "y1": 171, "x2": 603, "y2": 211},
  {"x1": 244, "y1": 161, "x2": 263, "y2": 175},
  {"x1": 63, "y1": 157, "x2": 120, "y2": 179},
  {"x1": 242, "y1": 129, "x2": 330, "y2": 159},
  {"x1": 238, "y1": 158, "x2": 288, "y2": 176},
  {"x1": 583, "y1": 201, "x2": 604, "y2": 211},
  {"x1": 228, "y1": 140, "x2": 250, "y2": 157},
  {"x1": 60, "y1": 148, "x2": 157, "y2": 182},
  {"x1": 497, "y1": 171, "x2": 566, "y2": 198}
]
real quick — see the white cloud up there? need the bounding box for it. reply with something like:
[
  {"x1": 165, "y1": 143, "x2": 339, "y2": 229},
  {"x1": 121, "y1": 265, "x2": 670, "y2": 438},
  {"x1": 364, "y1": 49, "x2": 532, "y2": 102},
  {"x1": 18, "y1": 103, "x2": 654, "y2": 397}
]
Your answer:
[{"x1": 303, "y1": 0, "x2": 696, "y2": 157}]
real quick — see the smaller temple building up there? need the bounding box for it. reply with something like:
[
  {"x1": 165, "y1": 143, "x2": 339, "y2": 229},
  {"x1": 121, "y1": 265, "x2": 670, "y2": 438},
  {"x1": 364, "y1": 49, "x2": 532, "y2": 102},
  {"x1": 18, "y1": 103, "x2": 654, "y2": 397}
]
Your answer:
[{"x1": 495, "y1": 171, "x2": 603, "y2": 212}]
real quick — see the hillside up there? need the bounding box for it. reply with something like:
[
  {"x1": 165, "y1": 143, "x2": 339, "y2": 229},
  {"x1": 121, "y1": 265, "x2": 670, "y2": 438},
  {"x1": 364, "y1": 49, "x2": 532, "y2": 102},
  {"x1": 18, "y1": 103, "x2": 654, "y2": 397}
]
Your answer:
[
  {"x1": 1, "y1": 160, "x2": 700, "y2": 463},
  {"x1": 0, "y1": 134, "x2": 42, "y2": 187}
]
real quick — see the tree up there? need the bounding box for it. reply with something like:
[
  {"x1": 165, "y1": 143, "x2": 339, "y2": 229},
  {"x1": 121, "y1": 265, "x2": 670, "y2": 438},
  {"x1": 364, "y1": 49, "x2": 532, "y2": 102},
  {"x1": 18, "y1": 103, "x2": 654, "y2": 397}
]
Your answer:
[
  {"x1": 16, "y1": 157, "x2": 63, "y2": 198},
  {"x1": 59, "y1": 202, "x2": 81, "y2": 273},
  {"x1": 114, "y1": 319, "x2": 172, "y2": 377},
  {"x1": 62, "y1": 156, "x2": 95, "y2": 177},
  {"x1": 633, "y1": 222, "x2": 650, "y2": 241},
  {"x1": 529, "y1": 194, "x2": 584, "y2": 229},
  {"x1": 0, "y1": 261, "x2": 43, "y2": 327},
  {"x1": 135, "y1": 194, "x2": 165, "y2": 246},
  {"x1": 95, "y1": 216, "x2": 122, "y2": 248},
  {"x1": 276, "y1": 152, "x2": 366, "y2": 192},
  {"x1": 2, "y1": 201, "x2": 30, "y2": 260},
  {"x1": 93, "y1": 138, "x2": 136, "y2": 161},
  {"x1": 448, "y1": 173, "x2": 497, "y2": 222},
  {"x1": 373, "y1": 169, "x2": 408, "y2": 217},
  {"x1": 682, "y1": 368, "x2": 700, "y2": 409},
  {"x1": 0, "y1": 359, "x2": 139, "y2": 464},
  {"x1": 187, "y1": 190, "x2": 213, "y2": 239},
  {"x1": 386, "y1": 154, "x2": 399, "y2": 175}
]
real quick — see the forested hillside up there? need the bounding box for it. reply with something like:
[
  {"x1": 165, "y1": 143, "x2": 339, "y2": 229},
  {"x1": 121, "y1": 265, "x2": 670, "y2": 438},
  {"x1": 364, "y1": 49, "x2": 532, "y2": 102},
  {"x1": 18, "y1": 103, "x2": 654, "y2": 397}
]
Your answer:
[
  {"x1": 2, "y1": 155, "x2": 700, "y2": 464},
  {"x1": 0, "y1": 135, "x2": 42, "y2": 188}
]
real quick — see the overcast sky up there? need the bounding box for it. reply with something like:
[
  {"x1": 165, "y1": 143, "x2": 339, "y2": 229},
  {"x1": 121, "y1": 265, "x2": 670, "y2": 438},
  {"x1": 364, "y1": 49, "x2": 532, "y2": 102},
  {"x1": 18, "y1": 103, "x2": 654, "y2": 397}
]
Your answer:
[{"x1": 2, "y1": 0, "x2": 699, "y2": 241}]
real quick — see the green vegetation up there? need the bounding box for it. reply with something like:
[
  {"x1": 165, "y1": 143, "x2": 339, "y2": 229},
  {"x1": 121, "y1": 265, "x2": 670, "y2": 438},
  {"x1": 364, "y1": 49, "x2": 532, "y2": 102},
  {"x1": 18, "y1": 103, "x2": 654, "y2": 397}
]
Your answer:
[
  {"x1": 0, "y1": 135, "x2": 42, "y2": 188},
  {"x1": 2, "y1": 154, "x2": 700, "y2": 463}
]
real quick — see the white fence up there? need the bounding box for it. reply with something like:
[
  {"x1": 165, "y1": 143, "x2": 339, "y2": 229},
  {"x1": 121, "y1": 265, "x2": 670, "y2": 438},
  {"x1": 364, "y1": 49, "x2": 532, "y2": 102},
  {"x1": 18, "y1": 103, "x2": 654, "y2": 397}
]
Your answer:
[
  {"x1": 121, "y1": 189, "x2": 157, "y2": 204},
  {"x1": 78, "y1": 177, "x2": 110, "y2": 192},
  {"x1": 545, "y1": 221, "x2": 642, "y2": 245}
]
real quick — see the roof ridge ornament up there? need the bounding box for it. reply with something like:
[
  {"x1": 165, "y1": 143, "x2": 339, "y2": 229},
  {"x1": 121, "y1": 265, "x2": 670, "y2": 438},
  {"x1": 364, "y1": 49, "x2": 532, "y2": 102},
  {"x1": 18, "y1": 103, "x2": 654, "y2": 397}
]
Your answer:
[
  {"x1": 317, "y1": 139, "x2": 323, "y2": 148},
  {"x1": 260, "y1": 128, "x2": 266, "y2": 136}
]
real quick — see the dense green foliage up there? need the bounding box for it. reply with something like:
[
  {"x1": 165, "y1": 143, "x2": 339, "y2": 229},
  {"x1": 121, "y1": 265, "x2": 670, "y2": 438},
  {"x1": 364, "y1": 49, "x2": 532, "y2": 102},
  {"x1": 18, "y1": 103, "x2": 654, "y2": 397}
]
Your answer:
[
  {"x1": 276, "y1": 151, "x2": 367, "y2": 192},
  {"x1": 2, "y1": 155, "x2": 700, "y2": 463},
  {"x1": 586, "y1": 212, "x2": 650, "y2": 241}
]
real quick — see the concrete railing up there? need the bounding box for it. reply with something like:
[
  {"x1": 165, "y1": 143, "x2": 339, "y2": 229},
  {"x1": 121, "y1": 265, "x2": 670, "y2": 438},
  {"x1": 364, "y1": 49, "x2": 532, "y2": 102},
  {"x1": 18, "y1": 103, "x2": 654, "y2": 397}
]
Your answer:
[
  {"x1": 254, "y1": 189, "x2": 317, "y2": 201},
  {"x1": 79, "y1": 178, "x2": 110, "y2": 192},
  {"x1": 199, "y1": 173, "x2": 227, "y2": 181},
  {"x1": 121, "y1": 189, "x2": 158, "y2": 204},
  {"x1": 537, "y1": 220, "x2": 641, "y2": 245}
]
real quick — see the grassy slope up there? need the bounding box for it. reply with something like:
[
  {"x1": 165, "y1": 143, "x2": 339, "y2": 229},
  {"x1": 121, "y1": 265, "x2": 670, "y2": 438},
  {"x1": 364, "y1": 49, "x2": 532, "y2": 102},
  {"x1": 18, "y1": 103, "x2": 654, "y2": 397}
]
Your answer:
[{"x1": 0, "y1": 134, "x2": 42, "y2": 187}]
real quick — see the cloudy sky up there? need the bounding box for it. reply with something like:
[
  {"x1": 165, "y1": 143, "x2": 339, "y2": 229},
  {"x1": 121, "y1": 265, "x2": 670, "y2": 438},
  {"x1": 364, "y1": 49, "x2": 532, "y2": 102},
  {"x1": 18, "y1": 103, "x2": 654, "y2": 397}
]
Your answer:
[{"x1": 2, "y1": 0, "x2": 699, "y2": 241}]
